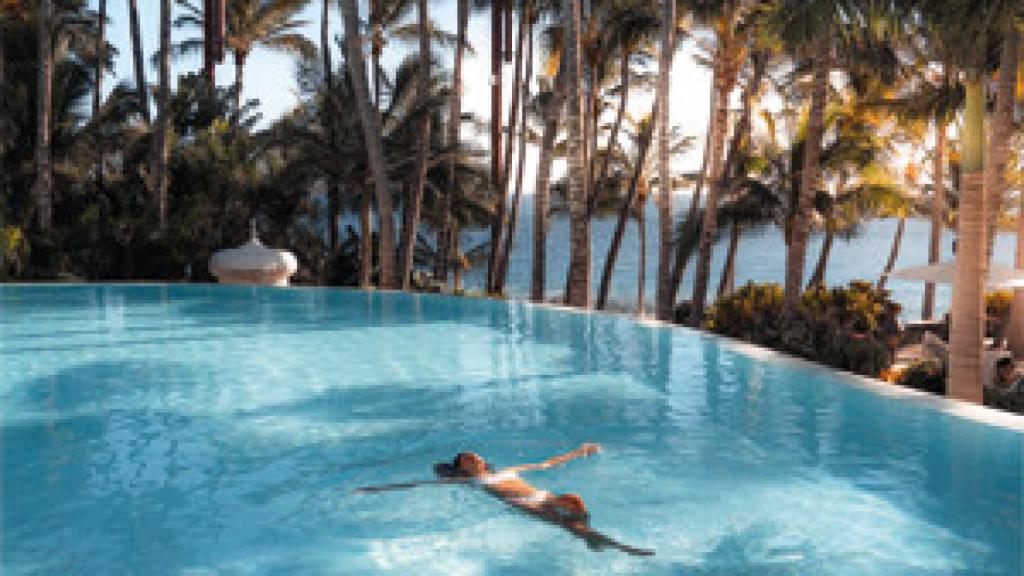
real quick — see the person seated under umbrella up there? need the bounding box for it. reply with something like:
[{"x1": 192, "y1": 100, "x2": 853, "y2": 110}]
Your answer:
[{"x1": 994, "y1": 358, "x2": 1024, "y2": 395}]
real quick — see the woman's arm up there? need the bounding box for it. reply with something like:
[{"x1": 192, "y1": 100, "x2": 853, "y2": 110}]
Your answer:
[
  {"x1": 506, "y1": 443, "x2": 602, "y2": 473},
  {"x1": 355, "y1": 477, "x2": 468, "y2": 493}
]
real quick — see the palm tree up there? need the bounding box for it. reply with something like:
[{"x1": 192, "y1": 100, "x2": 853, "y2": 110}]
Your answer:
[
  {"x1": 948, "y1": 74, "x2": 987, "y2": 402},
  {"x1": 215, "y1": 0, "x2": 315, "y2": 110},
  {"x1": 319, "y1": 0, "x2": 342, "y2": 252},
  {"x1": 0, "y1": 5, "x2": 7, "y2": 211},
  {"x1": 654, "y1": 0, "x2": 676, "y2": 320},
  {"x1": 396, "y1": 0, "x2": 432, "y2": 289},
  {"x1": 127, "y1": 0, "x2": 150, "y2": 122},
  {"x1": 588, "y1": 1, "x2": 659, "y2": 215},
  {"x1": 924, "y1": 81, "x2": 953, "y2": 319},
  {"x1": 437, "y1": 0, "x2": 469, "y2": 285},
  {"x1": 486, "y1": 0, "x2": 505, "y2": 292},
  {"x1": 565, "y1": 0, "x2": 590, "y2": 308},
  {"x1": 530, "y1": 62, "x2": 566, "y2": 303},
  {"x1": 715, "y1": 179, "x2": 783, "y2": 298},
  {"x1": 93, "y1": 0, "x2": 107, "y2": 197},
  {"x1": 495, "y1": 3, "x2": 536, "y2": 294},
  {"x1": 597, "y1": 102, "x2": 656, "y2": 311},
  {"x1": 33, "y1": 0, "x2": 54, "y2": 231},
  {"x1": 883, "y1": 53, "x2": 960, "y2": 318},
  {"x1": 771, "y1": 0, "x2": 849, "y2": 308},
  {"x1": 1010, "y1": 182, "x2": 1024, "y2": 357},
  {"x1": 340, "y1": 0, "x2": 397, "y2": 288},
  {"x1": 875, "y1": 178, "x2": 917, "y2": 291},
  {"x1": 922, "y1": 0, "x2": 1017, "y2": 402},
  {"x1": 688, "y1": 0, "x2": 747, "y2": 325},
  {"x1": 151, "y1": 0, "x2": 172, "y2": 234},
  {"x1": 489, "y1": 0, "x2": 526, "y2": 294},
  {"x1": 876, "y1": 121, "x2": 925, "y2": 291},
  {"x1": 985, "y1": 27, "x2": 1017, "y2": 261}
]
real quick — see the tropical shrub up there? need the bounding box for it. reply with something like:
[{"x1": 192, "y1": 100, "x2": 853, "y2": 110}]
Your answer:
[
  {"x1": 895, "y1": 359, "x2": 946, "y2": 395},
  {"x1": 985, "y1": 290, "x2": 1013, "y2": 341},
  {"x1": 985, "y1": 388, "x2": 1024, "y2": 415},
  {"x1": 986, "y1": 291, "x2": 1013, "y2": 318},
  {"x1": 703, "y1": 281, "x2": 897, "y2": 377},
  {"x1": 0, "y1": 226, "x2": 29, "y2": 278}
]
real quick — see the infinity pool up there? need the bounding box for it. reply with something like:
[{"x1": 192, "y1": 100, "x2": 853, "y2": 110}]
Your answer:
[{"x1": 2, "y1": 285, "x2": 1021, "y2": 574}]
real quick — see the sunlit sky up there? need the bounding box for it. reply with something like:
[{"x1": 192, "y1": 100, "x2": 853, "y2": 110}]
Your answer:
[{"x1": 95, "y1": 1, "x2": 719, "y2": 191}]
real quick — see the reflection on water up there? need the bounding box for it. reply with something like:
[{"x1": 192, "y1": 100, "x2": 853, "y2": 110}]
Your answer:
[{"x1": 1, "y1": 285, "x2": 1020, "y2": 575}]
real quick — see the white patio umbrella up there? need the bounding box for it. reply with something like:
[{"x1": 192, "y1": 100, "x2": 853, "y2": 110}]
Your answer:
[{"x1": 886, "y1": 262, "x2": 1024, "y2": 289}]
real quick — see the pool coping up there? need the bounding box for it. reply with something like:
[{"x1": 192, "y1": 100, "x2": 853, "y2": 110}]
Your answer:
[{"x1": 4, "y1": 281, "x2": 1023, "y2": 433}]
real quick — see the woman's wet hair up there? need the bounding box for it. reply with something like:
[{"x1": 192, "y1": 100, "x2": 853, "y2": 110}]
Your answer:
[{"x1": 434, "y1": 452, "x2": 492, "y2": 477}]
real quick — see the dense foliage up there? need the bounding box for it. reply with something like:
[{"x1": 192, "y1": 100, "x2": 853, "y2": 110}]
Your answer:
[{"x1": 704, "y1": 281, "x2": 899, "y2": 377}]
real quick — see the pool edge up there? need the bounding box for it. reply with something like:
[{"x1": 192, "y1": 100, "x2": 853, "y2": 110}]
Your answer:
[{"x1": 4, "y1": 282, "x2": 1022, "y2": 433}]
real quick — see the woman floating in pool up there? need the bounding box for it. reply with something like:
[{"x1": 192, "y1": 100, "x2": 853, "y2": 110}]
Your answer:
[{"x1": 355, "y1": 444, "x2": 653, "y2": 557}]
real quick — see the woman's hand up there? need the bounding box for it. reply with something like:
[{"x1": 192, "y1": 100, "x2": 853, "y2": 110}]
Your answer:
[{"x1": 577, "y1": 443, "x2": 602, "y2": 457}]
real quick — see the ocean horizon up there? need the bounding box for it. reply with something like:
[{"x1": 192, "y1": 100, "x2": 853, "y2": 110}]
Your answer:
[{"x1": 457, "y1": 200, "x2": 1017, "y2": 321}]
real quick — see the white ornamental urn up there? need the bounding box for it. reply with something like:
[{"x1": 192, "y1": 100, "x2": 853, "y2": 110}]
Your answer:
[{"x1": 209, "y1": 222, "x2": 298, "y2": 286}]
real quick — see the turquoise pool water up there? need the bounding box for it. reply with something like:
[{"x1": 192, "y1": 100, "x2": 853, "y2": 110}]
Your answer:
[{"x1": 2, "y1": 285, "x2": 1021, "y2": 575}]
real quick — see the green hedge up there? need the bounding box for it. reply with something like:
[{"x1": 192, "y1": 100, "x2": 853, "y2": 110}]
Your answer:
[{"x1": 703, "y1": 281, "x2": 895, "y2": 378}]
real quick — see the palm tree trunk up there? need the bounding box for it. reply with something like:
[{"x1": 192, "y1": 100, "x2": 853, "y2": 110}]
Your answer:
[
  {"x1": 127, "y1": 0, "x2": 150, "y2": 123},
  {"x1": 808, "y1": 219, "x2": 834, "y2": 288},
  {"x1": 876, "y1": 216, "x2": 906, "y2": 291},
  {"x1": 923, "y1": 117, "x2": 947, "y2": 320},
  {"x1": 1009, "y1": 187, "x2": 1024, "y2": 357},
  {"x1": 637, "y1": 190, "x2": 647, "y2": 317},
  {"x1": 585, "y1": 61, "x2": 598, "y2": 203},
  {"x1": 397, "y1": 0, "x2": 432, "y2": 290},
  {"x1": 1, "y1": 11, "x2": 7, "y2": 217},
  {"x1": 689, "y1": 38, "x2": 737, "y2": 326},
  {"x1": 784, "y1": 48, "x2": 829, "y2": 307},
  {"x1": 565, "y1": 0, "x2": 590, "y2": 308},
  {"x1": 948, "y1": 76, "x2": 986, "y2": 403},
  {"x1": 94, "y1": 0, "x2": 106, "y2": 199},
  {"x1": 588, "y1": 50, "x2": 630, "y2": 217},
  {"x1": 486, "y1": 1, "x2": 504, "y2": 292},
  {"x1": 496, "y1": 7, "x2": 534, "y2": 294},
  {"x1": 33, "y1": 0, "x2": 54, "y2": 231},
  {"x1": 360, "y1": 183, "x2": 372, "y2": 287},
  {"x1": 437, "y1": 0, "x2": 469, "y2": 285},
  {"x1": 452, "y1": 221, "x2": 463, "y2": 291},
  {"x1": 530, "y1": 70, "x2": 565, "y2": 303},
  {"x1": 370, "y1": 0, "x2": 381, "y2": 109},
  {"x1": 362, "y1": 1, "x2": 379, "y2": 290},
  {"x1": 153, "y1": 0, "x2": 171, "y2": 235},
  {"x1": 668, "y1": 82, "x2": 715, "y2": 305},
  {"x1": 597, "y1": 103, "x2": 655, "y2": 311},
  {"x1": 203, "y1": 0, "x2": 213, "y2": 83},
  {"x1": 717, "y1": 222, "x2": 741, "y2": 299},
  {"x1": 722, "y1": 53, "x2": 763, "y2": 179},
  {"x1": 340, "y1": 0, "x2": 396, "y2": 288},
  {"x1": 985, "y1": 29, "x2": 1017, "y2": 261},
  {"x1": 233, "y1": 52, "x2": 246, "y2": 111},
  {"x1": 654, "y1": 0, "x2": 676, "y2": 320},
  {"x1": 322, "y1": 0, "x2": 340, "y2": 252},
  {"x1": 490, "y1": 4, "x2": 526, "y2": 294}
]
